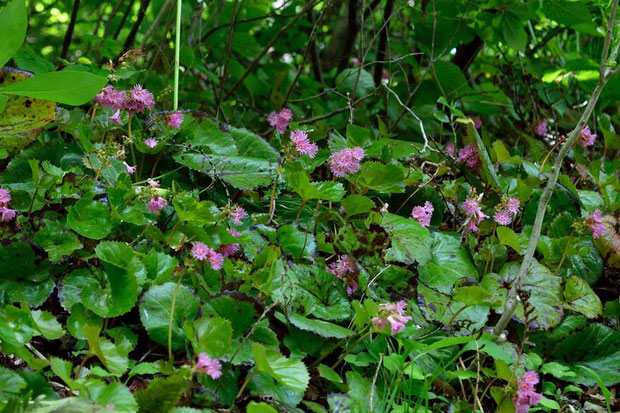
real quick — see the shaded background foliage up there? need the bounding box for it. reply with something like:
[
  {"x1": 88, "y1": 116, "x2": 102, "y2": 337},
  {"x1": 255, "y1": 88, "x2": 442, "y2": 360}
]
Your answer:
[{"x1": 0, "y1": 0, "x2": 619, "y2": 412}]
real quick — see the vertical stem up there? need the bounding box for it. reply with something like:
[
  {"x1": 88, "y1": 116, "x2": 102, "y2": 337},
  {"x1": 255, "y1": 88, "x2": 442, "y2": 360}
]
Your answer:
[
  {"x1": 168, "y1": 268, "x2": 185, "y2": 362},
  {"x1": 174, "y1": 0, "x2": 182, "y2": 111},
  {"x1": 555, "y1": 229, "x2": 575, "y2": 274}
]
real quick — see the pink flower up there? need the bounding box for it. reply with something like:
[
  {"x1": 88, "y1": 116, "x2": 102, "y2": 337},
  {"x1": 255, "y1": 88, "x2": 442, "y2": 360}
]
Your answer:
[
  {"x1": 109, "y1": 109, "x2": 123, "y2": 125},
  {"x1": 586, "y1": 209, "x2": 605, "y2": 239},
  {"x1": 290, "y1": 129, "x2": 318, "y2": 158},
  {"x1": 268, "y1": 108, "x2": 292, "y2": 134},
  {"x1": 380, "y1": 203, "x2": 389, "y2": 213},
  {"x1": 505, "y1": 197, "x2": 520, "y2": 217},
  {"x1": 327, "y1": 255, "x2": 359, "y2": 295},
  {"x1": 411, "y1": 201, "x2": 433, "y2": 227},
  {"x1": 230, "y1": 229, "x2": 242, "y2": 237},
  {"x1": 144, "y1": 138, "x2": 158, "y2": 148},
  {"x1": 147, "y1": 196, "x2": 167, "y2": 213},
  {"x1": 123, "y1": 84, "x2": 155, "y2": 113},
  {"x1": 328, "y1": 147, "x2": 365, "y2": 177},
  {"x1": 147, "y1": 179, "x2": 160, "y2": 188},
  {"x1": 382, "y1": 69, "x2": 389, "y2": 80},
  {"x1": 536, "y1": 120, "x2": 548, "y2": 136},
  {"x1": 469, "y1": 116, "x2": 482, "y2": 129},
  {"x1": 0, "y1": 188, "x2": 11, "y2": 204},
  {"x1": 462, "y1": 198, "x2": 488, "y2": 232},
  {"x1": 445, "y1": 142, "x2": 455, "y2": 156},
  {"x1": 207, "y1": 249, "x2": 224, "y2": 270},
  {"x1": 192, "y1": 242, "x2": 210, "y2": 260},
  {"x1": 230, "y1": 206, "x2": 246, "y2": 226},
  {"x1": 456, "y1": 143, "x2": 481, "y2": 170},
  {"x1": 514, "y1": 371, "x2": 542, "y2": 413},
  {"x1": 195, "y1": 353, "x2": 222, "y2": 379},
  {"x1": 94, "y1": 86, "x2": 125, "y2": 110},
  {"x1": 167, "y1": 112, "x2": 184, "y2": 129},
  {"x1": 352, "y1": 57, "x2": 361, "y2": 65},
  {"x1": 123, "y1": 162, "x2": 136, "y2": 174},
  {"x1": 578, "y1": 126, "x2": 596, "y2": 148},
  {"x1": 219, "y1": 243, "x2": 240, "y2": 258},
  {"x1": 374, "y1": 301, "x2": 412, "y2": 335},
  {"x1": 494, "y1": 210, "x2": 512, "y2": 226},
  {"x1": 1, "y1": 206, "x2": 16, "y2": 222}
]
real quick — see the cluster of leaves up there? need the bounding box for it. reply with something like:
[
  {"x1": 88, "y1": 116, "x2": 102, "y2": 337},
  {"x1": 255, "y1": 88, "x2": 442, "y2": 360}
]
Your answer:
[{"x1": 0, "y1": 0, "x2": 619, "y2": 412}]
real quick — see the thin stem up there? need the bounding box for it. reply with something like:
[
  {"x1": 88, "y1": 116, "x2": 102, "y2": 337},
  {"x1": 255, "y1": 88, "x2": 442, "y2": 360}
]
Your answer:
[
  {"x1": 173, "y1": 0, "x2": 182, "y2": 110},
  {"x1": 168, "y1": 268, "x2": 185, "y2": 362},
  {"x1": 555, "y1": 229, "x2": 575, "y2": 274},
  {"x1": 295, "y1": 199, "x2": 307, "y2": 223},
  {"x1": 332, "y1": 330, "x2": 373, "y2": 370}
]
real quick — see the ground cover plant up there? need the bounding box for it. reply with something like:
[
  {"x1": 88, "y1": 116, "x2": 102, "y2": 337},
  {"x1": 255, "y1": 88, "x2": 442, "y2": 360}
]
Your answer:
[{"x1": 0, "y1": 0, "x2": 619, "y2": 411}]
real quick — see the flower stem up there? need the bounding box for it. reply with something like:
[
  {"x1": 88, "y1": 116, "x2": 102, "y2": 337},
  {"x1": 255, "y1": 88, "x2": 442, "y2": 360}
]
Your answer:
[
  {"x1": 168, "y1": 268, "x2": 185, "y2": 363},
  {"x1": 555, "y1": 229, "x2": 575, "y2": 274},
  {"x1": 173, "y1": 0, "x2": 182, "y2": 110}
]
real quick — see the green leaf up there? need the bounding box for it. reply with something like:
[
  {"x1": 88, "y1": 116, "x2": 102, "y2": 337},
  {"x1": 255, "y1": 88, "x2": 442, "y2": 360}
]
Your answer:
[
  {"x1": 33, "y1": 220, "x2": 83, "y2": 262},
  {"x1": 185, "y1": 315, "x2": 232, "y2": 358},
  {"x1": 277, "y1": 224, "x2": 316, "y2": 258},
  {"x1": 453, "y1": 285, "x2": 499, "y2": 307},
  {"x1": 84, "y1": 326, "x2": 129, "y2": 376},
  {"x1": 0, "y1": 70, "x2": 108, "y2": 105},
  {"x1": 247, "y1": 401, "x2": 278, "y2": 413},
  {"x1": 502, "y1": 12, "x2": 527, "y2": 52},
  {"x1": 0, "y1": 366, "x2": 26, "y2": 394},
  {"x1": 174, "y1": 151, "x2": 275, "y2": 190},
  {"x1": 205, "y1": 295, "x2": 258, "y2": 338},
  {"x1": 0, "y1": 0, "x2": 27, "y2": 68},
  {"x1": 350, "y1": 162, "x2": 405, "y2": 193},
  {"x1": 563, "y1": 275, "x2": 602, "y2": 318},
  {"x1": 228, "y1": 125, "x2": 280, "y2": 162},
  {"x1": 0, "y1": 94, "x2": 7, "y2": 113},
  {"x1": 419, "y1": 232, "x2": 477, "y2": 294},
  {"x1": 342, "y1": 195, "x2": 374, "y2": 217},
  {"x1": 252, "y1": 342, "x2": 310, "y2": 392},
  {"x1": 81, "y1": 242, "x2": 142, "y2": 318},
  {"x1": 318, "y1": 364, "x2": 343, "y2": 384},
  {"x1": 497, "y1": 226, "x2": 527, "y2": 255},
  {"x1": 0, "y1": 68, "x2": 57, "y2": 155},
  {"x1": 88, "y1": 382, "x2": 137, "y2": 412},
  {"x1": 286, "y1": 171, "x2": 345, "y2": 202},
  {"x1": 288, "y1": 313, "x2": 354, "y2": 339},
  {"x1": 49, "y1": 357, "x2": 76, "y2": 389},
  {"x1": 139, "y1": 282, "x2": 199, "y2": 350},
  {"x1": 485, "y1": 260, "x2": 564, "y2": 329},
  {"x1": 144, "y1": 250, "x2": 178, "y2": 284},
  {"x1": 30, "y1": 309, "x2": 64, "y2": 340},
  {"x1": 67, "y1": 199, "x2": 114, "y2": 240},
  {"x1": 542, "y1": 0, "x2": 592, "y2": 26},
  {"x1": 336, "y1": 68, "x2": 375, "y2": 97},
  {"x1": 135, "y1": 374, "x2": 188, "y2": 413},
  {"x1": 381, "y1": 213, "x2": 432, "y2": 266},
  {"x1": 66, "y1": 303, "x2": 102, "y2": 340},
  {"x1": 172, "y1": 193, "x2": 217, "y2": 224}
]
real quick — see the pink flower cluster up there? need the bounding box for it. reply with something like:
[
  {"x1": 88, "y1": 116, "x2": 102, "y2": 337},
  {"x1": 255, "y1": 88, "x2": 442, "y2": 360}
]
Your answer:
[
  {"x1": 586, "y1": 209, "x2": 605, "y2": 239},
  {"x1": 514, "y1": 371, "x2": 542, "y2": 413},
  {"x1": 0, "y1": 188, "x2": 16, "y2": 222},
  {"x1": 94, "y1": 85, "x2": 155, "y2": 125},
  {"x1": 290, "y1": 130, "x2": 318, "y2": 158},
  {"x1": 411, "y1": 201, "x2": 434, "y2": 227},
  {"x1": 535, "y1": 120, "x2": 548, "y2": 136},
  {"x1": 326, "y1": 255, "x2": 359, "y2": 295},
  {"x1": 469, "y1": 116, "x2": 482, "y2": 129},
  {"x1": 268, "y1": 108, "x2": 292, "y2": 134},
  {"x1": 445, "y1": 142, "x2": 455, "y2": 156},
  {"x1": 144, "y1": 138, "x2": 159, "y2": 148},
  {"x1": 578, "y1": 126, "x2": 596, "y2": 148},
  {"x1": 192, "y1": 242, "x2": 224, "y2": 270},
  {"x1": 230, "y1": 206, "x2": 246, "y2": 226},
  {"x1": 328, "y1": 147, "x2": 365, "y2": 177},
  {"x1": 195, "y1": 353, "x2": 222, "y2": 379},
  {"x1": 462, "y1": 198, "x2": 488, "y2": 232},
  {"x1": 147, "y1": 196, "x2": 167, "y2": 214},
  {"x1": 372, "y1": 301, "x2": 412, "y2": 335},
  {"x1": 456, "y1": 143, "x2": 481, "y2": 170},
  {"x1": 167, "y1": 111, "x2": 184, "y2": 129},
  {"x1": 493, "y1": 196, "x2": 520, "y2": 226}
]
